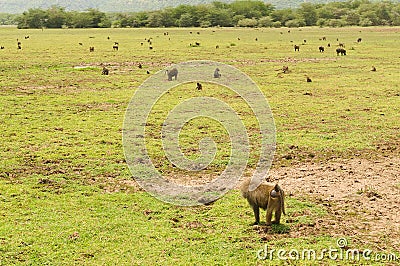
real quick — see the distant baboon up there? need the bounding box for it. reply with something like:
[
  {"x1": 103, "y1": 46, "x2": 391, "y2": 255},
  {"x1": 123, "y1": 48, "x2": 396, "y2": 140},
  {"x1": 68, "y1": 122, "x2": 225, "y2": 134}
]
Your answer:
[
  {"x1": 214, "y1": 68, "x2": 221, "y2": 78},
  {"x1": 327, "y1": 43, "x2": 331, "y2": 47},
  {"x1": 146, "y1": 70, "x2": 150, "y2": 74},
  {"x1": 149, "y1": 46, "x2": 153, "y2": 50},
  {"x1": 287, "y1": 30, "x2": 290, "y2": 33},
  {"x1": 113, "y1": 45, "x2": 118, "y2": 51},
  {"x1": 140, "y1": 42, "x2": 144, "y2": 46},
  {"x1": 197, "y1": 32, "x2": 200, "y2": 34},
  {"x1": 79, "y1": 42, "x2": 83, "y2": 46},
  {"x1": 303, "y1": 39, "x2": 307, "y2": 43},
  {"x1": 114, "y1": 42, "x2": 119, "y2": 45},
  {"x1": 306, "y1": 76, "x2": 312, "y2": 82},
  {"x1": 339, "y1": 43, "x2": 345, "y2": 47},
  {"x1": 196, "y1": 82, "x2": 202, "y2": 90},
  {"x1": 166, "y1": 68, "x2": 178, "y2": 81},
  {"x1": 17, "y1": 41, "x2": 21, "y2": 46},
  {"x1": 215, "y1": 45, "x2": 219, "y2": 49},
  {"x1": 294, "y1": 45, "x2": 300, "y2": 51},
  {"x1": 138, "y1": 63, "x2": 142, "y2": 69},
  {"x1": 322, "y1": 36, "x2": 326, "y2": 41},
  {"x1": 101, "y1": 66, "x2": 109, "y2": 75},
  {"x1": 195, "y1": 42, "x2": 200, "y2": 46},
  {"x1": 189, "y1": 31, "x2": 192, "y2": 34},
  {"x1": 255, "y1": 38, "x2": 258, "y2": 41},
  {"x1": 17, "y1": 44, "x2": 22, "y2": 49},
  {"x1": 89, "y1": 46, "x2": 94, "y2": 52},
  {"x1": 24, "y1": 36, "x2": 29, "y2": 39},
  {"x1": 1, "y1": 46, "x2": 4, "y2": 49},
  {"x1": 282, "y1": 66, "x2": 289, "y2": 74},
  {"x1": 240, "y1": 178, "x2": 285, "y2": 225},
  {"x1": 336, "y1": 48, "x2": 346, "y2": 56},
  {"x1": 319, "y1": 46, "x2": 325, "y2": 52},
  {"x1": 238, "y1": 37, "x2": 241, "y2": 40},
  {"x1": 371, "y1": 66, "x2": 376, "y2": 72},
  {"x1": 107, "y1": 36, "x2": 110, "y2": 40},
  {"x1": 357, "y1": 38, "x2": 362, "y2": 43}
]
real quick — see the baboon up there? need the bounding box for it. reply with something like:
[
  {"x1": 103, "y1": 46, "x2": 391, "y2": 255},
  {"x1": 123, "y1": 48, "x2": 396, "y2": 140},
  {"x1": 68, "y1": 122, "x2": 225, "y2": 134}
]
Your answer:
[
  {"x1": 287, "y1": 30, "x2": 290, "y2": 33},
  {"x1": 282, "y1": 66, "x2": 289, "y2": 74},
  {"x1": 294, "y1": 45, "x2": 300, "y2": 51},
  {"x1": 238, "y1": 37, "x2": 241, "y2": 40},
  {"x1": 1, "y1": 46, "x2": 4, "y2": 49},
  {"x1": 166, "y1": 68, "x2": 178, "y2": 81},
  {"x1": 319, "y1": 46, "x2": 325, "y2": 52},
  {"x1": 216, "y1": 45, "x2": 219, "y2": 49},
  {"x1": 107, "y1": 36, "x2": 110, "y2": 40},
  {"x1": 113, "y1": 45, "x2": 118, "y2": 51},
  {"x1": 101, "y1": 67, "x2": 109, "y2": 75},
  {"x1": 140, "y1": 42, "x2": 144, "y2": 46},
  {"x1": 138, "y1": 63, "x2": 142, "y2": 69},
  {"x1": 327, "y1": 43, "x2": 331, "y2": 47},
  {"x1": 17, "y1": 41, "x2": 21, "y2": 46},
  {"x1": 189, "y1": 31, "x2": 192, "y2": 34},
  {"x1": 339, "y1": 43, "x2": 345, "y2": 47},
  {"x1": 336, "y1": 48, "x2": 346, "y2": 56},
  {"x1": 17, "y1": 44, "x2": 21, "y2": 49},
  {"x1": 303, "y1": 39, "x2": 307, "y2": 43},
  {"x1": 371, "y1": 66, "x2": 376, "y2": 72},
  {"x1": 196, "y1": 82, "x2": 202, "y2": 90},
  {"x1": 240, "y1": 177, "x2": 285, "y2": 225},
  {"x1": 24, "y1": 36, "x2": 29, "y2": 39},
  {"x1": 146, "y1": 70, "x2": 150, "y2": 74},
  {"x1": 307, "y1": 76, "x2": 312, "y2": 82},
  {"x1": 149, "y1": 46, "x2": 153, "y2": 50},
  {"x1": 357, "y1": 38, "x2": 362, "y2": 43},
  {"x1": 197, "y1": 32, "x2": 200, "y2": 34},
  {"x1": 255, "y1": 38, "x2": 258, "y2": 41},
  {"x1": 114, "y1": 42, "x2": 119, "y2": 45},
  {"x1": 195, "y1": 42, "x2": 200, "y2": 46},
  {"x1": 89, "y1": 46, "x2": 94, "y2": 52},
  {"x1": 214, "y1": 68, "x2": 221, "y2": 78},
  {"x1": 79, "y1": 42, "x2": 83, "y2": 45},
  {"x1": 322, "y1": 36, "x2": 326, "y2": 41}
]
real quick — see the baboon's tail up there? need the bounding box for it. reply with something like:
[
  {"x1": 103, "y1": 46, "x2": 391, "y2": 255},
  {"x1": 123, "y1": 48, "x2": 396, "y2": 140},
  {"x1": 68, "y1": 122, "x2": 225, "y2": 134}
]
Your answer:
[{"x1": 274, "y1": 184, "x2": 286, "y2": 215}]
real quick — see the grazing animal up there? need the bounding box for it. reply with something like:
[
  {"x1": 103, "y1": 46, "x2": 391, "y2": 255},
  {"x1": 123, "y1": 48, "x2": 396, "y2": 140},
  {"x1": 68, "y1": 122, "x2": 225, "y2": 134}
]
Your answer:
[
  {"x1": 141, "y1": 42, "x2": 144, "y2": 46},
  {"x1": 214, "y1": 68, "x2": 221, "y2": 78},
  {"x1": 166, "y1": 68, "x2": 178, "y2": 81},
  {"x1": 197, "y1": 32, "x2": 200, "y2": 34},
  {"x1": 196, "y1": 82, "x2": 202, "y2": 90},
  {"x1": 371, "y1": 66, "x2": 376, "y2": 72},
  {"x1": 357, "y1": 38, "x2": 362, "y2": 43},
  {"x1": 319, "y1": 46, "x2": 325, "y2": 52},
  {"x1": 149, "y1": 46, "x2": 153, "y2": 50},
  {"x1": 303, "y1": 39, "x2": 307, "y2": 43},
  {"x1": 336, "y1": 48, "x2": 346, "y2": 56},
  {"x1": 195, "y1": 42, "x2": 200, "y2": 46},
  {"x1": 114, "y1": 42, "x2": 119, "y2": 45},
  {"x1": 255, "y1": 38, "x2": 258, "y2": 41},
  {"x1": 327, "y1": 43, "x2": 331, "y2": 47},
  {"x1": 146, "y1": 70, "x2": 150, "y2": 74},
  {"x1": 294, "y1": 45, "x2": 300, "y2": 51},
  {"x1": 24, "y1": 36, "x2": 29, "y2": 39},
  {"x1": 216, "y1": 45, "x2": 219, "y2": 49},
  {"x1": 240, "y1": 177, "x2": 285, "y2": 225},
  {"x1": 339, "y1": 43, "x2": 345, "y2": 47},
  {"x1": 0, "y1": 46, "x2": 4, "y2": 49},
  {"x1": 101, "y1": 67, "x2": 109, "y2": 75},
  {"x1": 282, "y1": 66, "x2": 289, "y2": 74},
  {"x1": 89, "y1": 46, "x2": 94, "y2": 52},
  {"x1": 79, "y1": 42, "x2": 83, "y2": 45},
  {"x1": 138, "y1": 63, "x2": 142, "y2": 69},
  {"x1": 306, "y1": 77, "x2": 312, "y2": 82},
  {"x1": 322, "y1": 36, "x2": 326, "y2": 41},
  {"x1": 107, "y1": 36, "x2": 110, "y2": 40},
  {"x1": 113, "y1": 45, "x2": 118, "y2": 51}
]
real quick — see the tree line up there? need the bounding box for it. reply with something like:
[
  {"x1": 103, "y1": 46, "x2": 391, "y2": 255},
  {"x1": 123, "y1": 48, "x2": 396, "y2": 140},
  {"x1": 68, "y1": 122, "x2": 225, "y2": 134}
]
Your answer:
[{"x1": 14, "y1": 0, "x2": 400, "y2": 29}]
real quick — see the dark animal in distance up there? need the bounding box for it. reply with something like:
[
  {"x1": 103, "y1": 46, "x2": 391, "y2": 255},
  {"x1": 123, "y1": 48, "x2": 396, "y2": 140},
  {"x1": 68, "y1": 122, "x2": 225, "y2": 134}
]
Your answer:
[
  {"x1": 214, "y1": 68, "x2": 221, "y2": 78},
  {"x1": 371, "y1": 66, "x2": 376, "y2": 72},
  {"x1": 307, "y1": 77, "x2": 312, "y2": 82},
  {"x1": 336, "y1": 48, "x2": 346, "y2": 56},
  {"x1": 101, "y1": 67, "x2": 109, "y2": 75},
  {"x1": 240, "y1": 178, "x2": 285, "y2": 225},
  {"x1": 322, "y1": 36, "x2": 326, "y2": 41},
  {"x1": 294, "y1": 45, "x2": 300, "y2": 51},
  {"x1": 196, "y1": 82, "x2": 202, "y2": 90},
  {"x1": 319, "y1": 46, "x2": 325, "y2": 52},
  {"x1": 357, "y1": 38, "x2": 362, "y2": 43},
  {"x1": 282, "y1": 66, "x2": 289, "y2": 74},
  {"x1": 216, "y1": 45, "x2": 219, "y2": 49},
  {"x1": 0, "y1": 46, "x2": 4, "y2": 49},
  {"x1": 89, "y1": 46, "x2": 94, "y2": 52},
  {"x1": 79, "y1": 42, "x2": 83, "y2": 45},
  {"x1": 146, "y1": 70, "x2": 150, "y2": 74},
  {"x1": 113, "y1": 45, "x2": 118, "y2": 51},
  {"x1": 138, "y1": 63, "x2": 142, "y2": 69},
  {"x1": 166, "y1": 68, "x2": 178, "y2": 81}
]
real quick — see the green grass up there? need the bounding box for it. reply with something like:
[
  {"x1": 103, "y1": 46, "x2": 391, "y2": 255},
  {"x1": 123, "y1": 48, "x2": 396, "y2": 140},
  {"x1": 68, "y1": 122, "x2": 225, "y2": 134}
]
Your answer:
[{"x1": 1, "y1": 26, "x2": 399, "y2": 264}]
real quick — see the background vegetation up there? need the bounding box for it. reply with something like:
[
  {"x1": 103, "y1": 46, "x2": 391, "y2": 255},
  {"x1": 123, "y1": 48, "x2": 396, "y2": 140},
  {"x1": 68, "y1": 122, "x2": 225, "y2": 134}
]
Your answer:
[{"x1": 7, "y1": 0, "x2": 400, "y2": 28}]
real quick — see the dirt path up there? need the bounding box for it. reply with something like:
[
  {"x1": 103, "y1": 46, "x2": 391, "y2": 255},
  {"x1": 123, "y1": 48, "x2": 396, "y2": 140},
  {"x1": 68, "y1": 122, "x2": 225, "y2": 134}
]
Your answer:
[{"x1": 267, "y1": 157, "x2": 400, "y2": 250}]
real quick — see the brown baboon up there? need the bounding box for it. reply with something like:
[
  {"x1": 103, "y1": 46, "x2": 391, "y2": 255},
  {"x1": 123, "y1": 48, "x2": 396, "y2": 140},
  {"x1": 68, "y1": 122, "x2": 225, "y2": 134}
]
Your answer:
[
  {"x1": 237, "y1": 37, "x2": 240, "y2": 40},
  {"x1": 79, "y1": 42, "x2": 83, "y2": 45},
  {"x1": 216, "y1": 45, "x2": 219, "y2": 49},
  {"x1": 282, "y1": 66, "x2": 289, "y2": 74},
  {"x1": 89, "y1": 46, "x2": 94, "y2": 52},
  {"x1": 336, "y1": 48, "x2": 346, "y2": 56},
  {"x1": 327, "y1": 43, "x2": 331, "y2": 47},
  {"x1": 138, "y1": 63, "x2": 142, "y2": 69},
  {"x1": 17, "y1": 44, "x2": 22, "y2": 49},
  {"x1": 255, "y1": 38, "x2": 258, "y2": 41},
  {"x1": 307, "y1": 76, "x2": 312, "y2": 82},
  {"x1": 319, "y1": 46, "x2": 325, "y2": 52},
  {"x1": 101, "y1": 67, "x2": 109, "y2": 75},
  {"x1": 371, "y1": 66, "x2": 376, "y2": 72},
  {"x1": 113, "y1": 45, "x2": 118, "y2": 51},
  {"x1": 149, "y1": 46, "x2": 153, "y2": 50},
  {"x1": 146, "y1": 70, "x2": 150, "y2": 74},
  {"x1": 107, "y1": 36, "x2": 110, "y2": 40},
  {"x1": 1, "y1": 46, "x2": 4, "y2": 49},
  {"x1": 140, "y1": 42, "x2": 144, "y2": 46},
  {"x1": 322, "y1": 36, "x2": 326, "y2": 41},
  {"x1": 195, "y1": 42, "x2": 200, "y2": 46},
  {"x1": 197, "y1": 32, "x2": 200, "y2": 34},
  {"x1": 189, "y1": 31, "x2": 192, "y2": 34},
  {"x1": 303, "y1": 39, "x2": 307, "y2": 43},
  {"x1": 24, "y1": 36, "x2": 29, "y2": 39},
  {"x1": 196, "y1": 82, "x2": 202, "y2": 90},
  {"x1": 357, "y1": 38, "x2": 362, "y2": 43},
  {"x1": 240, "y1": 178, "x2": 285, "y2": 225},
  {"x1": 294, "y1": 45, "x2": 300, "y2": 51},
  {"x1": 166, "y1": 68, "x2": 178, "y2": 81},
  {"x1": 214, "y1": 68, "x2": 221, "y2": 78}
]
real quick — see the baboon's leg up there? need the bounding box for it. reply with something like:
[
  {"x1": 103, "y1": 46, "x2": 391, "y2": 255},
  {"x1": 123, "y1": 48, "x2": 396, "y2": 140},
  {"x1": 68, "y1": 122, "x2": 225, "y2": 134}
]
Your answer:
[
  {"x1": 252, "y1": 205, "x2": 260, "y2": 225},
  {"x1": 266, "y1": 206, "x2": 274, "y2": 226},
  {"x1": 273, "y1": 208, "x2": 281, "y2": 224}
]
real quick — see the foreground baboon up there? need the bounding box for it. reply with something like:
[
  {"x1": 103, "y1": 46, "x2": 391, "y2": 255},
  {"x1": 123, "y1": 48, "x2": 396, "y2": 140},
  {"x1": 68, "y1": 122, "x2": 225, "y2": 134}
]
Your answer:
[
  {"x1": 240, "y1": 178, "x2": 285, "y2": 225},
  {"x1": 101, "y1": 67, "x2": 109, "y2": 75},
  {"x1": 294, "y1": 45, "x2": 300, "y2": 51},
  {"x1": 319, "y1": 46, "x2": 325, "y2": 52},
  {"x1": 166, "y1": 68, "x2": 178, "y2": 81},
  {"x1": 214, "y1": 68, "x2": 221, "y2": 78},
  {"x1": 196, "y1": 82, "x2": 202, "y2": 90},
  {"x1": 336, "y1": 48, "x2": 346, "y2": 56}
]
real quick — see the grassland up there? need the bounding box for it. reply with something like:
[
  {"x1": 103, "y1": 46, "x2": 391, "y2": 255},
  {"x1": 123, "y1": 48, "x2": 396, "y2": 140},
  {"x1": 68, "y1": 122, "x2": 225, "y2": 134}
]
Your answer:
[{"x1": 0, "y1": 26, "x2": 399, "y2": 265}]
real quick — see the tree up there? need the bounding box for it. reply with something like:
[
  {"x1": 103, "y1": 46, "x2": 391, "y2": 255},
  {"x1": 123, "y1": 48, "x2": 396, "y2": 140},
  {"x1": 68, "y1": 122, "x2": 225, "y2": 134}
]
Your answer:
[
  {"x1": 45, "y1": 6, "x2": 66, "y2": 28},
  {"x1": 16, "y1": 8, "x2": 47, "y2": 29},
  {"x1": 297, "y1": 3, "x2": 317, "y2": 26}
]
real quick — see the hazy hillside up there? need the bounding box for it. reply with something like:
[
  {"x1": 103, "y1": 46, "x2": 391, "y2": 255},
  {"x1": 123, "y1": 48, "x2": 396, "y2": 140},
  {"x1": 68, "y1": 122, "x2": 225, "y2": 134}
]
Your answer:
[{"x1": 0, "y1": 0, "x2": 347, "y2": 14}]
